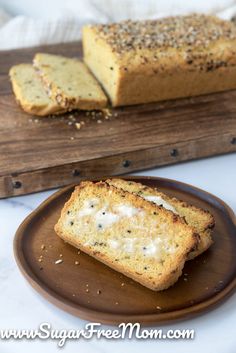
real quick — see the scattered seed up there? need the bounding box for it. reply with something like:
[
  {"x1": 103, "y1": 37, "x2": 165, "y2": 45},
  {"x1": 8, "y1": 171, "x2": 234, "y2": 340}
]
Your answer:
[
  {"x1": 86, "y1": 289, "x2": 89, "y2": 293},
  {"x1": 55, "y1": 259, "x2": 63, "y2": 265},
  {"x1": 115, "y1": 301, "x2": 119, "y2": 305},
  {"x1": 41, "y1": 244, "x2": 45, "y2": 250},
  {"x1": 156, "y1": 306, "x2": 162, "y2": 310},
  {"x1": 75, "y1": 261, "x2": 80, "y2": 265},
  {"x1": 97, "y1": 290, "x2": 101, "y2": 295}
]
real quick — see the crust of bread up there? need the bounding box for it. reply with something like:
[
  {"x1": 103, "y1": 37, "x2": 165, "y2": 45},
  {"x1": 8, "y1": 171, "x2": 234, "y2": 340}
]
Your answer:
[
  {"x1": 55, "y1": 181, "x2": 198, "y2": 291},
  {"x1": 106, "y1": 178, "x2": 214, "y2": 259}
]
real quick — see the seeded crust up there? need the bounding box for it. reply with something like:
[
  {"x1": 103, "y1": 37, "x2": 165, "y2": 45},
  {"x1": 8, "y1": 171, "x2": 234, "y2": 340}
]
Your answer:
[
  {"x1": 33, "y1": 53, "x2": 108, "y2": 110},
  {"x1": 106, "y1": 178, "x2": 214, "y2": 259},
  {"x1": 54, "y1": 181, "x2": 198, "y2": 291},
  {"x1": 83, "y1": 14, "x2": 236, "y2": 106},
  {"x1": 9, "y1": 64, "x2": 64, "y2": 116}
]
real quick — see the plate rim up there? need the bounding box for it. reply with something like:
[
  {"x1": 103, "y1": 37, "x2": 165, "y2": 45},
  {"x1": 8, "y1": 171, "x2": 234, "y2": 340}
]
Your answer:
[{"x1": 13, "y1": 175, "x2": 236, "y2": 325}]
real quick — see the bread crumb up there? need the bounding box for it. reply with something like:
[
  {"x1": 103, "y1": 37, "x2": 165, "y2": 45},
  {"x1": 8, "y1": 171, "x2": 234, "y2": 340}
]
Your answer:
[
  {"x1": 75, "y1": 122, "x2": 81, "y2": 129},
  {"x1": 97, "y1": 119, "x2": 102, "y2": 124},
  {"x1": 55, "y1": 259, "x2": 63, "y2": 264}
]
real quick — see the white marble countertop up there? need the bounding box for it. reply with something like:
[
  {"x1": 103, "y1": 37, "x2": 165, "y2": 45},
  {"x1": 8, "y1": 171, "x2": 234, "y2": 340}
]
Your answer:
[{"x1": 1, "y1": 153, "x2": 236, "y2": 353}]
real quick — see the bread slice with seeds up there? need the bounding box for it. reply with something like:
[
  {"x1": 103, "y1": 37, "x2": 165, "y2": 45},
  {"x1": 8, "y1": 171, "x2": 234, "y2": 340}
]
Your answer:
[
  {"x1": 106, "y1": 178, "x2": 215, "y2": 259},
  {"x1": 9, "y1": 64, "x2": 64, "y2": 116},
  {"x1": 54, "y1": 181, "x2": 198, "y2": 291},
  {"x1": 33, "y1": 53, "x2": 108, "y2": 110}
]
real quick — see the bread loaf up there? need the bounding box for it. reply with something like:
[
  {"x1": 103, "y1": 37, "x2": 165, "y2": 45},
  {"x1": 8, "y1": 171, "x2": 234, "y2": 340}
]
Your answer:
[
  {"x1": 54, "y1": 181, "x2": 198, "y2": 291},
  {"x1": 106, "y1": 178, "x2": 214, "y2": 259},
  {"x1": 83, "y1": 14, "x2": 236, "y2": 106}
]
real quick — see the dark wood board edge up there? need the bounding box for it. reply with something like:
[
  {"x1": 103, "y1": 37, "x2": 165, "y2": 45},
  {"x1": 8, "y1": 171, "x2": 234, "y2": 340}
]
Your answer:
[
  {"x1": 2, "y1": 132, "x2": 236, "y2": 198},
  {"x1": 13, "y1": 176, "x2": 236, "y2": 325}
]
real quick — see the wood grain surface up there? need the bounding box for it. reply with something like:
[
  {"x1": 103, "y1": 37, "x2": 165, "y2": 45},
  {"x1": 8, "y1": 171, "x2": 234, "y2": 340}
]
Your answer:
[
  {"x1": 1, "y1": 42, "x2": 236, "y2": 198},
  {"x1": 13, "y1": 176, "x2": 236, "y2": 325}
]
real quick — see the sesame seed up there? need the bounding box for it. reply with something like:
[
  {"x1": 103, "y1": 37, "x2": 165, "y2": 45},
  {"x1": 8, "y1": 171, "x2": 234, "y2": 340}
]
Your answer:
[
  {"x1": 55, "y1": 259, "x2": 63, "y2": 265},
  {"x1": 75, "y1": 261, "x2": 80, "y2": 265},
  {"x1": 94, "y1": 15, "x2": 236, "y2": 68}
]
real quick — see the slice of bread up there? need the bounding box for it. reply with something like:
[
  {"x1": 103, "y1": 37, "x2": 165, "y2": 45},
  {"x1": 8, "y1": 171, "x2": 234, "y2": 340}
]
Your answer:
[
  {"x1": 106, "y1": 178, "x2": 215, "y2": 260},
  {"x1": 33, "y1": 53, "x2": 108, "y2": 110},
  {"x1": 54, "y1": 181, "x2": 198, "y2": 291},
  {"x1": 9, "y1": 64, "x2": 64, "y2": 116}
]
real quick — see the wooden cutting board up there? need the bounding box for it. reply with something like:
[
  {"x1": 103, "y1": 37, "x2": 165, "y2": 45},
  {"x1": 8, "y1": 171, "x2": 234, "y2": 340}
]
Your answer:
[{"x1": 1, "y1": 42, "x2": 236, "y2": 198}]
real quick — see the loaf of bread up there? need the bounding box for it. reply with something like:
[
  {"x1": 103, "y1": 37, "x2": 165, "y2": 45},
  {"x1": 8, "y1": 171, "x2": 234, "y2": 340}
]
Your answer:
[
  {"x1": 33, "y1": 53, "x2": 108, "y2": 110},
  {"x1": 54, "y1": 181, "x2": 198, "y2": 291},
  {"x1": 106, "y1": 179, "x2": 214, "y2": 259},
  {"x1": 9, "y1": 64, "x2": 64, "y2": 116},
  {"x1": 83, "y1": 14, "x2": 236, "y2": 106}
]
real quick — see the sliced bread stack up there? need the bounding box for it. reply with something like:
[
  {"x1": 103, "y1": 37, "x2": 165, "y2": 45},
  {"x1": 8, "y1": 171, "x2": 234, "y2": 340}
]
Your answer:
[
  {"x1": 54, "y1": 179, "x2": 215, "y2": 291},
  {"x1": 9, "y1": 53, "x2": 108, "y2": 116}
]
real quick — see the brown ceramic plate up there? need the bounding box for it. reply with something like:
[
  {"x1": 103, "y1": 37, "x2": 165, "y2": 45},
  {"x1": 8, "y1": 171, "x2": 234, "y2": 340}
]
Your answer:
[{"x1": 14, "y1": 176, "x2": 236, "y2": 325}]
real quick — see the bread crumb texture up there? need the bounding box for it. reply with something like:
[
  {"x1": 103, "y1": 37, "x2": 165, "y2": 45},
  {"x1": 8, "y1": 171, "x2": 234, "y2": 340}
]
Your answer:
[
  {"x1": 33, "y1": 53, "x2": 108, "y2": 110},
  {"x1": 9, "y1": 64, "x2": 64, "y2": 116}
]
